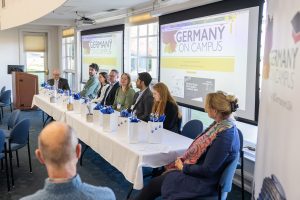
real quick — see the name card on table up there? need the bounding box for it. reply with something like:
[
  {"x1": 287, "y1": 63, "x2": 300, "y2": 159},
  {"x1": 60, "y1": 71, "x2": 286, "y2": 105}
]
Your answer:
[
  {"x1": 147, "y1": 121, "x2": 163, "y2": 144},
  {"x1": 102, "y1": 112, "x2": 118, "y2": 132},
  {"x1": 127, "y1": 117, "x2": 141, "y2": 143}
]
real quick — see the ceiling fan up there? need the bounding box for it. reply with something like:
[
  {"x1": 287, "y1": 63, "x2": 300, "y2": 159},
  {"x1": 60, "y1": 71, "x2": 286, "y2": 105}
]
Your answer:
[{"x1": 75, "y1": 11, "x2": 95, "y2": 25}]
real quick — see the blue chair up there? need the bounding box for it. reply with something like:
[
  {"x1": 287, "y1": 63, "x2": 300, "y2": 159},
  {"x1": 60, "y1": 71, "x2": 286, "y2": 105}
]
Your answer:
[
  {"x1": 0, "y1": 130, "x2": 10, "y2": 191},
  {"x1": 0, "y1": 90, "x2": 13, "y2": 119},
  {"x1": 2, "y1": 109, "x2": 21, "y2": 138},
  {"x1": 237, "y1": 129, "x2": 245, "y2": 200},
  {"x1": 218, "y1": 154, "x2": 240, "y2": 200},
  {"x1": 6, "y1": 118, "x2": 32, "y2": 187},
  {"x1": 197, "y1": 153, "x2": 240, "y2": 200},
  {"x1": 181, "y1": 119, "x2": 203, "y2": 139},
  {"x1": 0, "y1": 86, "x2": 6, "y2": 94}
]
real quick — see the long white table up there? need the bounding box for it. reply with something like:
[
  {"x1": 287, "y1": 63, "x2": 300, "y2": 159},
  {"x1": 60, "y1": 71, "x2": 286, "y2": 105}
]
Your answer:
[{"x1": 32, "y1": 94, "x2": 193, "y2": 189}]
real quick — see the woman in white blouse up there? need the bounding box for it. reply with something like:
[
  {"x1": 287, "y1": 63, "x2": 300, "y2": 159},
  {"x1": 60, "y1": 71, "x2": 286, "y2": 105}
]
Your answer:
[{"x1": 92, "y1": 72, "x2": 109, "y2": 103}]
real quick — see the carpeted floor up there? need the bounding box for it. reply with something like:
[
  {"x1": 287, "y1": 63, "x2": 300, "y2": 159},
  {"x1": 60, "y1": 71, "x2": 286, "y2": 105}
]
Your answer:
[{"x1": 0, "y1": 109, "x2": 251, "y2": 200}]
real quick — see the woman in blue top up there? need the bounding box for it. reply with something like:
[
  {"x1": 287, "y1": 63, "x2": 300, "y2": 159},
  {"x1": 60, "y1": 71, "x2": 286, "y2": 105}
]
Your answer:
[{"x1": 134, "y1": 91, "x2": 240, "y2": 200}]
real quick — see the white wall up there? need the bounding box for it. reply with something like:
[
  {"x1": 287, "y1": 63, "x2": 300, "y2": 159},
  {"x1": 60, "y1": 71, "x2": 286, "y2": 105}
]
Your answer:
[
  {"x1": 0, "y1": 28, "x2": 19, "y2": 91},
  {"x1": 0, "y1": 24, "x2": 59, "y2": 92}
]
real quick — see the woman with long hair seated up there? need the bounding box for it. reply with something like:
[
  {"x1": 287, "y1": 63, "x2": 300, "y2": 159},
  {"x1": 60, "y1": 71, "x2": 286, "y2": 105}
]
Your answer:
[
  {"x1": 91, "y1": 72, "x2": 109, "y2": 103},
  {"x1": 112, "y1": 73, "x2": 135, "y2": 111},
  {"x1": 134, "y1": 91, "x2": 240, "y2": 200},
  {"x1": 151, "y1": 82, "x2": 180, "y2": 133}
]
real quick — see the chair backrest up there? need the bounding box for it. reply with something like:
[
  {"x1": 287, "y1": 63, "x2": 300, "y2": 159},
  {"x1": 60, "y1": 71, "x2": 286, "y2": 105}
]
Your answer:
[
  {"x1": 0, "y1": 86, "x2": 6, "y2": 94},
  {"x1": 9, "y1": 119, "x2": 30, "y2": 145},
  {"x1": 0, "y1": 90, "x2": 11, "y2": 104},
  {"x1": 0, "y1": 130, "x2": 5, "y2": 153},
  {"x1": 218, "y1": 153, "x2": 240, "y2": 200},
  {"x1": 177, "y1": 116, "x2": 183, "y2": 133},
  {"x1": 181, "y1": 119, "x2": 203, "y2": 139},
  {"x1": 237, "y1": 129, "x2": 244, "y2": 153},
  {"x1": 7, "y1": 109, "x2": 21, "y2": 129}
]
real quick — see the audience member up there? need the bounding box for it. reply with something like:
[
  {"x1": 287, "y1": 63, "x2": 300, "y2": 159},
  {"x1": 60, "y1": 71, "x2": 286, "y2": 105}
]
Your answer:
[
  {"x1": 80, "y1": 63, "x2": 100, "y2": 99},
  {"x1": 21, "y1": 122, "x2": 115, "y2": 200},
  {"x1": 112, "y1": 73, "x2": 135, "y2": 111},
  {"x1": 134, "y1": 91, "x2": 240, "y2": 200}
]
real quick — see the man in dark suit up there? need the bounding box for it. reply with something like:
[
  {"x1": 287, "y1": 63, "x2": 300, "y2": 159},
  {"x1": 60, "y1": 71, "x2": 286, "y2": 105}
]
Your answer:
[
  {"x1": 130, "y1": 72, "x2": 153, "y2": 122},
  {"x1": 47, "y1": 69, "x2": 70, "y2": 91},
  {"x1": 101, "y1": 69, "x2": 120, "y2": 106}
]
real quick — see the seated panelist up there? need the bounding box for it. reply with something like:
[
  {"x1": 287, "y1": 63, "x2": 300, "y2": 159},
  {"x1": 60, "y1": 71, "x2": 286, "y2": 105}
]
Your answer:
[
  {"x1": 134, "y1": 91, "x2": 240, "y2": 200},
  {"x1": 80, "y1": 63, "x2": 100, "y2": 99},
  {"x1": 101, "y1": 69, "x2": 120, "y2": 106},
  {"x1": 47, "y1": 69, "x2": 70, "y2": 91},
  {"x1": 112, "y1": 73, "x2": 135, "y2": 111},
  {"x1": 151, "y1": 82, "x2": 180, "y2": 133}
]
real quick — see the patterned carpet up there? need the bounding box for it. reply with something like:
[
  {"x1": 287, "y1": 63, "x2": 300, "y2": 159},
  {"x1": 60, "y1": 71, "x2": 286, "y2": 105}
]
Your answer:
[{"x1": 0, "y1": 109, "x2": 251, "y2": 200}]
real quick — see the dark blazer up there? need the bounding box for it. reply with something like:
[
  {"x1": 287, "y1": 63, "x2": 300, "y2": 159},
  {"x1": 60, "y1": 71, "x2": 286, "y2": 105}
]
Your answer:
[
  {"x1": 164, "y1": 101, "x2": 179, "y2": 133},
  {"x1": 130, "y1": 87, "x2": 153, "y2": 122},
  {"x1": 161, "y1": 125, "x2": 240, "y2": 199},
  {"x1": 101, "y1": 82, "x2": 120, "y2": 106},
  {"x1": 47, "y1": 78, "x2": 70, "y2": 91}
]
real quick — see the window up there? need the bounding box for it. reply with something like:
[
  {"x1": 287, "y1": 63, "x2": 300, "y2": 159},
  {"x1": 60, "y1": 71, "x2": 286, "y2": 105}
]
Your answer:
[
  {"x1": 24, "y1": 33, "x2": 47, "y2": 85},
  {"x1": 62, "y1": 28, "x2": 76, "y2": 91},
  {"x1": 127, "y1": 22, "x2": 159, "y2": 80},
  {"x1": 191, "y1": 109, "x2": 213, "y2": 128}
]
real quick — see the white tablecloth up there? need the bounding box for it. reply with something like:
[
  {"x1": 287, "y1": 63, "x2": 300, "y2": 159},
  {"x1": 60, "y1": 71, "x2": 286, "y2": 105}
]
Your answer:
[
  {"x1": 32, "y1": 94, "x2": 193, "y2": 189},
  {"x1": 32, "y1": 94, "x2": 66, "y2": 122}
]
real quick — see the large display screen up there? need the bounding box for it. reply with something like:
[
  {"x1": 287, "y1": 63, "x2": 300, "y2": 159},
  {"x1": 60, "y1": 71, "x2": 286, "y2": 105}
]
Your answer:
[
  {"x1": 160, "y1": 7, "x2": 260, "y2": 121},
  {"x1": 81, "y1": 29, "x2": 123, "y2": 82}
]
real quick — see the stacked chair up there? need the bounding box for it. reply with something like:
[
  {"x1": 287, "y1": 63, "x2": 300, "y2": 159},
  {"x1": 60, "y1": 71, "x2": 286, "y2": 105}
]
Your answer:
[
  {"x1": 0, "y1": 88, "x2": 13, "y2": 122},
  {"x1": 0, "y1": 130, "x2": 10, "y2": 191},
  {"x1": 0, "y1": 108, "x2": 32, "y2": 189},
  {"x1": 6, "y1": 119, "x2": 32, "y2": 187}
]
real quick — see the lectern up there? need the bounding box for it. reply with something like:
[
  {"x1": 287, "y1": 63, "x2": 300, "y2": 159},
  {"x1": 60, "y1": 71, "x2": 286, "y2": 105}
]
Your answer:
[{"x1": 12, "y1": 72, "x2": 38, "y2": 110}]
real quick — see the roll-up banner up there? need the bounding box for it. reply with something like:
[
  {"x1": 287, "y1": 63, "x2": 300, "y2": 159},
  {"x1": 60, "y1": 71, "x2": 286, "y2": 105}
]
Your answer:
[{"x1": 253, "y1": 0, "x2": 300, "y2": 199}]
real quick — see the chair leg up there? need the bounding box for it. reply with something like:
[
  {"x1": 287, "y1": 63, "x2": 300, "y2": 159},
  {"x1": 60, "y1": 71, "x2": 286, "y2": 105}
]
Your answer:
[
  {"x1": 27, "y1": 139, "x2": 32, "y2": 173},
  {"x1": 126, "y1": 185, "x2": 134, "y2": 200},
  {"x1": 80, "y1": 145, "x2": 90, "y2": 166},
  {"x1": 241, "y1": 154, "x2": 245, "y2": 200},
  {"x1": 8, "y1": 145, "x2": 14, "y2": 187},
  {"x1": 16, "y1": 150, "x2": 20, "y2": 167},
  {"x1": 4, "y1": 143, "x2": 10, "y2": 191},
  {"x1": 10, "y1": 103, "x2": 13, "y2": 112},
  {"x1": 0, "y1": 109, "x2": 2, "y2": 123},
  {"x1": 218, "y1": 187, "x2": 221, "y2": 200}
]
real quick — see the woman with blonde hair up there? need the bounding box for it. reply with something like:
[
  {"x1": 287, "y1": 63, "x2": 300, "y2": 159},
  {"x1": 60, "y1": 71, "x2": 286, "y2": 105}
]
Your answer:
[
  {"x1": 151, "y1": 82, "x2": 180, "y2": 133},
  {"x1": 134, "y1": 91, "x2": 240, "y2": 200},
  {"x1": 112, "y1": 73, "x2": 135, "y2": 111}
]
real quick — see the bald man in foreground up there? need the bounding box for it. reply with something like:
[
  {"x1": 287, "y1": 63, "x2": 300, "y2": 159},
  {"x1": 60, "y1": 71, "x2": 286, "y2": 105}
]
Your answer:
[{"x1": 21, "y1": 122, "x2": 115, "y2": 200}]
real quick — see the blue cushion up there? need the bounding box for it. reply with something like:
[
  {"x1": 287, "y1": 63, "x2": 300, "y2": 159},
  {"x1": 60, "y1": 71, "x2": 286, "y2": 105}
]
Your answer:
[
  {"x1": 7, "y1": 143, "x2": 26, "y2": 151},
  {"x1": 1, "y1": 129, "x2": 10, "y2": 138}
]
